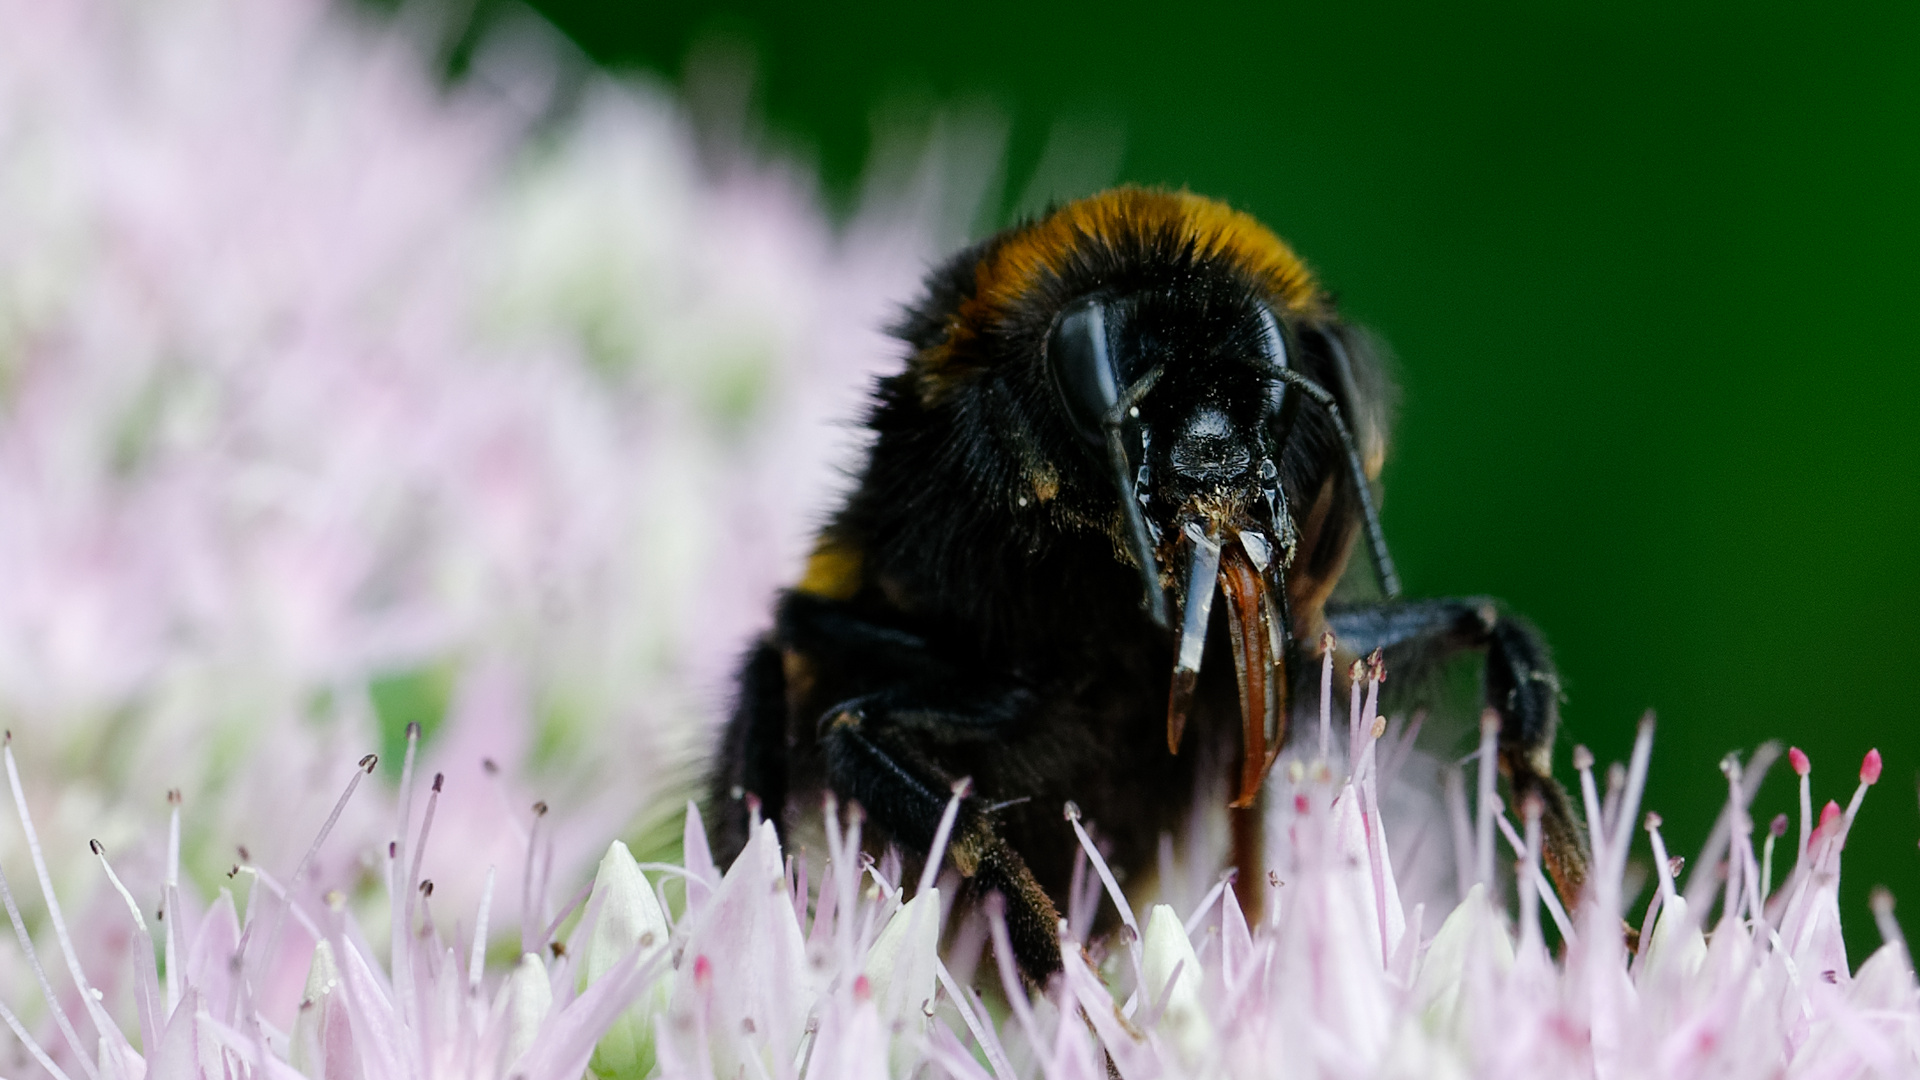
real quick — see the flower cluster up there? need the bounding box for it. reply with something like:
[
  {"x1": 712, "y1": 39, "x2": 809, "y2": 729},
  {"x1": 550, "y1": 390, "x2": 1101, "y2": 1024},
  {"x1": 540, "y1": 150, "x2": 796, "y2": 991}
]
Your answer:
[
  {"x1": 0, "y1": 0, "x2": 975, "y2": 969},
  {"x1": 3, "y1": 663, "x2": 1914, "y2": 1079}
]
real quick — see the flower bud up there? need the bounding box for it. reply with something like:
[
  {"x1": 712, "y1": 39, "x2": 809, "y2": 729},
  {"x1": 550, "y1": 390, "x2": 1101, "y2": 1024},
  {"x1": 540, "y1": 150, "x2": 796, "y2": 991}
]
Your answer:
[
  {"x1": 1142, "y1": 904, "x2": 1211, "y2": 1065},
  {"x1": 585, "y1": 840, "x2": 671, "y2": 1079}
]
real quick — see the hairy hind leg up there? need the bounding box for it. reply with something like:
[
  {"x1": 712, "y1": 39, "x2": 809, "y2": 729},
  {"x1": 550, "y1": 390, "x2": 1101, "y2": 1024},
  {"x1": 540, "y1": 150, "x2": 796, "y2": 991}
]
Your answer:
[{"x1": 818, "y1": 691, "x2": 1063, "y2": 988}]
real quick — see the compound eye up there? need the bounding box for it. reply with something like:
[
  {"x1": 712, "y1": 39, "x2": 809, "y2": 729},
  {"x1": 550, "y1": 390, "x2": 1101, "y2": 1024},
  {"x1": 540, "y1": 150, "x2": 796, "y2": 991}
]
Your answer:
[
  {"x1": 1256, "y1": 305, "x2": 1289, "y2": 370},
  {"x1": 1047, "y1": 298, "x2": 1120, "y2": 444},
  {"x1": 1258, "y1": 306, "x2": 1294, "y2": 417}
]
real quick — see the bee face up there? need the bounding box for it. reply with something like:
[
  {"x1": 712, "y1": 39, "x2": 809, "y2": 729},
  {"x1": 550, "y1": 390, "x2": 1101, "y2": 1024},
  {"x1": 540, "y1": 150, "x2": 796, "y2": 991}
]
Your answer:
[
  {"x1": 1038, "y1": 282, "x2": 1307, "y2": 790},
  {"x1": 1045, "y1": 285, "x2": 1293, "y2": 549},
  {"x1": 895, "y1": 188, "x2": 1395, "y2": 800}
]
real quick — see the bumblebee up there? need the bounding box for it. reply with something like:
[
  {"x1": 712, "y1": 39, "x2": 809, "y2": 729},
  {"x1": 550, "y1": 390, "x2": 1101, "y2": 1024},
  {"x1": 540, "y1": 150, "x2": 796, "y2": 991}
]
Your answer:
[{"x1": 710, "y1": 187, "x2": 1586, "y2": 985}]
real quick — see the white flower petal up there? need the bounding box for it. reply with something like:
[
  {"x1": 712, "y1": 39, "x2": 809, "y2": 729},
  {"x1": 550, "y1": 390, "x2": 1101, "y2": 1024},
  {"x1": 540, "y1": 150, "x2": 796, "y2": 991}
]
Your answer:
[
  {"x1": 863, "y1": 887, "x2": 940, "y2": 1022},
  {"x1": 503, "y1": 951, "x2": 553, "y2": 1072},
  {"x1": 1414, "y1": 883, "x2": 1513, "y2": 1040},
  {"x1": 1641, "y1": 895, "x2": 1707, "y2": 984},
  {"x1": 1142, "y1": 903, "x2": 1212, "y2": 1066}
]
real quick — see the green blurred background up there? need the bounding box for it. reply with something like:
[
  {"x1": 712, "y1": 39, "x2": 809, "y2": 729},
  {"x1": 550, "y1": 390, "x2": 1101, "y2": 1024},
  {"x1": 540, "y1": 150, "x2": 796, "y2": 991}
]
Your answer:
[{"x1": 483, "y1": 0, "x2": 1920, "y2": 955}]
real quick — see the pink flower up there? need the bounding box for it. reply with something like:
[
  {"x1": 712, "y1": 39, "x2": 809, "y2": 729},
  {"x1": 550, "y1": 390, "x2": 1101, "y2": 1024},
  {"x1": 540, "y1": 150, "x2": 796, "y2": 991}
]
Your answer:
[{"x1": 4, "y1": 666, "x2": 1918, "y2": 1079}]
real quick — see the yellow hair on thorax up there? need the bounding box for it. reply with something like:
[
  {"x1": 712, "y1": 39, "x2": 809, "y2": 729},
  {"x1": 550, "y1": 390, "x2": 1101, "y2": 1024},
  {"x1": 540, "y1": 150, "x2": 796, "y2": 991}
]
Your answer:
[
  {"x1": 977, "y1": 187, "x2": 1323, "y2": 317},
  {"x1": 913, "y1": 188, "x2": 1326, "y2": 401}
]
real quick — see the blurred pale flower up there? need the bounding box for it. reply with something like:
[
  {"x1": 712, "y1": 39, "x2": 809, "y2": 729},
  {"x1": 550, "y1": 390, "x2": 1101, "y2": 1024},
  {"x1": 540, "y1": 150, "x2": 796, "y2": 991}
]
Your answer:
[{"x1": 0, "y1": 0, "x2": 977, "y2": 1005}]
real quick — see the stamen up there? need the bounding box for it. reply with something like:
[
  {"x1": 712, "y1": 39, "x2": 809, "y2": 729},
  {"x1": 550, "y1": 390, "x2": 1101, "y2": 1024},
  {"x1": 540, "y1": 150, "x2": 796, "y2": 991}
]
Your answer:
[
  {"x1": 521, "y1": 797, "x2": 547, "y2": 954},
  {"x1": 255, "y1": 753, "x2": 376, "y2": 995},
  {"x1": 935, "y1": 959, "x2": 1016, "y2": 1080},
  {"x1": 826, "y1": 796, "x2": 864, "y2": 971},
  {"x1": 404, "y1": 772, "x2": 446, "y2": 980},
  {"x1": 1347, "y1": 659, "x2": 1365, "y2": 773},
  {"x1": 1379, "y1": 710, "x2": 1425, "y2": 794},
  {"x1": 1353, "y1": 652, "x2": 1383, "y2": 785},
  {"x1": 1871, "y1": 887, "x2": 1909, "y2": 968},
  {"x1": 469, "y1": 865, "x2": 496, "y2": 992},
  {"x1": 1636, "y1": 813, "x2": 1676, "y2": 966},
  {"x1": 0, "y1": 855, "x2": 93, "y2": 1075},
  {"x1": 1573, "y1": 744, "x2": 1608, "y2": 876},
  {"x1": 1760, "y1": 814, "x2": 1787, "y2": 908},
  {"x1": 1517, "y1": 795, "x2": 1545, "y2": 953},
  {"x1": 1647, "y1": 813, "x2": 1678, "y2": 905},
  {"x1": 1675, "y1": 744, "x2": 1779, "y2": 918},
  {"x1": 1721, "y1": 756, "x2": 1747, "y2": 923},
  {"x1": 982, "y1": 894, "x2": 1043, "y2": 1046},
  {"x1": 1443, "y1": 767, "x2": 1474, "y2": 904},
  {"x1": 539, "y1": 876, "x2": 596, "y2": 950},
  {"x1": 5, "y1": 741, "x2": 124, "y2": 1075},
  {"x1": 1357, "y1": 717, "x2": 1392, "y2": 964},
  {"x1": 394, "y1": 721, "x2": 420, "y2": 1002},
  {"x1": 1816, "y1": 748, "x2": 1884, "y2": 876},
  {"x1": 1475, "y1": 711, "x2": 1499, "y2": 888},
  {"x1": 1182, "y1": 870, "x2": 1237, "y2": 938},
  {"x1": 164, "y1": 791, "x2": 182, "y2": 1012},
  {"x1": 1065, "y1": 800, "x2": 1142, "y2": 978},
  {"x1": 1318, "y1": 630, "x2": 1335, "y2": 762},
  {"x1": 90, "y1": 840, "x2": 163, "y2": 1050},
  {"x1": 1066, "y1": 836, "x2": 1093, "y2": 943},
  {"x1": 917, "y1": 778, "x2": 971, "y2": 899},
  {"x1": 1848, "y1": 749, "x2": 1882, "y2": 820},
  {"x1": 0, "y1": 994, "x2": 73, "y2": 1080},
  {"x1": 1606, "y1": 712, "x2": 1656, "y2": 890},
  {"x1": 1494, "y1": 807, "x2": 1577, "y2": 943},
  {"x1": 1790, "y1": 746, "x2": 1812, "y2": 867},
  {"x1": 1601, "y1": 763, "x2": 1625, "y2": 854}
]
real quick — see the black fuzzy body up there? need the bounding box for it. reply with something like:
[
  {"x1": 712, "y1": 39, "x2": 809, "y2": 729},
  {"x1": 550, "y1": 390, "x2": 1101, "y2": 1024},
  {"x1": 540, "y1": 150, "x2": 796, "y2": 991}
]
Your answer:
[{"x1": 707, "y1": 188, "x2": 1584, "y2": 983}]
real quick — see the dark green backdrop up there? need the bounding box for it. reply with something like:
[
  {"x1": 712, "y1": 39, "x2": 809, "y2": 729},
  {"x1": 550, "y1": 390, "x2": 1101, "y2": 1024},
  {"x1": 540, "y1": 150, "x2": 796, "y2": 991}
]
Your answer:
[{"x1": 516, "y1": 0, "x2": 1920, "y2": 956}]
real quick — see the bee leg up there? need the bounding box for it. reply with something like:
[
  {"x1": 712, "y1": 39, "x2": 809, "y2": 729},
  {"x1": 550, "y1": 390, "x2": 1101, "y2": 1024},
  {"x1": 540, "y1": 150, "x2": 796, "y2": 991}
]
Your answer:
[
  {"x1": 818, "y1": 697, "x2": 1064, "y2": 988},
  {"x1": 709, "y1": 592, "x2": 953, "y2": 870},
  {"x1": 710, "y1": 640, "x2": 790, "y2": 869},
  {"x1": 1324, "y1": 599, "x2": 1590, "y2": 905}
]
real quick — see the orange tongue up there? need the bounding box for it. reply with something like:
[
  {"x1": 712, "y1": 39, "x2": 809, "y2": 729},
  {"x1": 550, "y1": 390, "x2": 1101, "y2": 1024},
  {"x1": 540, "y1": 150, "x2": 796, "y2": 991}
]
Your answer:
[{"x1": 1219, "y1": 545, "x2": 1285, "y2": 808}]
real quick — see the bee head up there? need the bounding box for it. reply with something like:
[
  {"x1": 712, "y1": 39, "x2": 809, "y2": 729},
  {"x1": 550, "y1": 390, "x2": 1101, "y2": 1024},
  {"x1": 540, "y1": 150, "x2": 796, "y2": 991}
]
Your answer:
[
  {"x1": 1043, "y1": 283, "x2": 1315, "y2": 794},
  {"x1": 891, "y1": 188, "x2": 1396, "y2": 804},
  {"x1": 1046, "y1": 285, "x2": 1296, "y2": 569}
]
